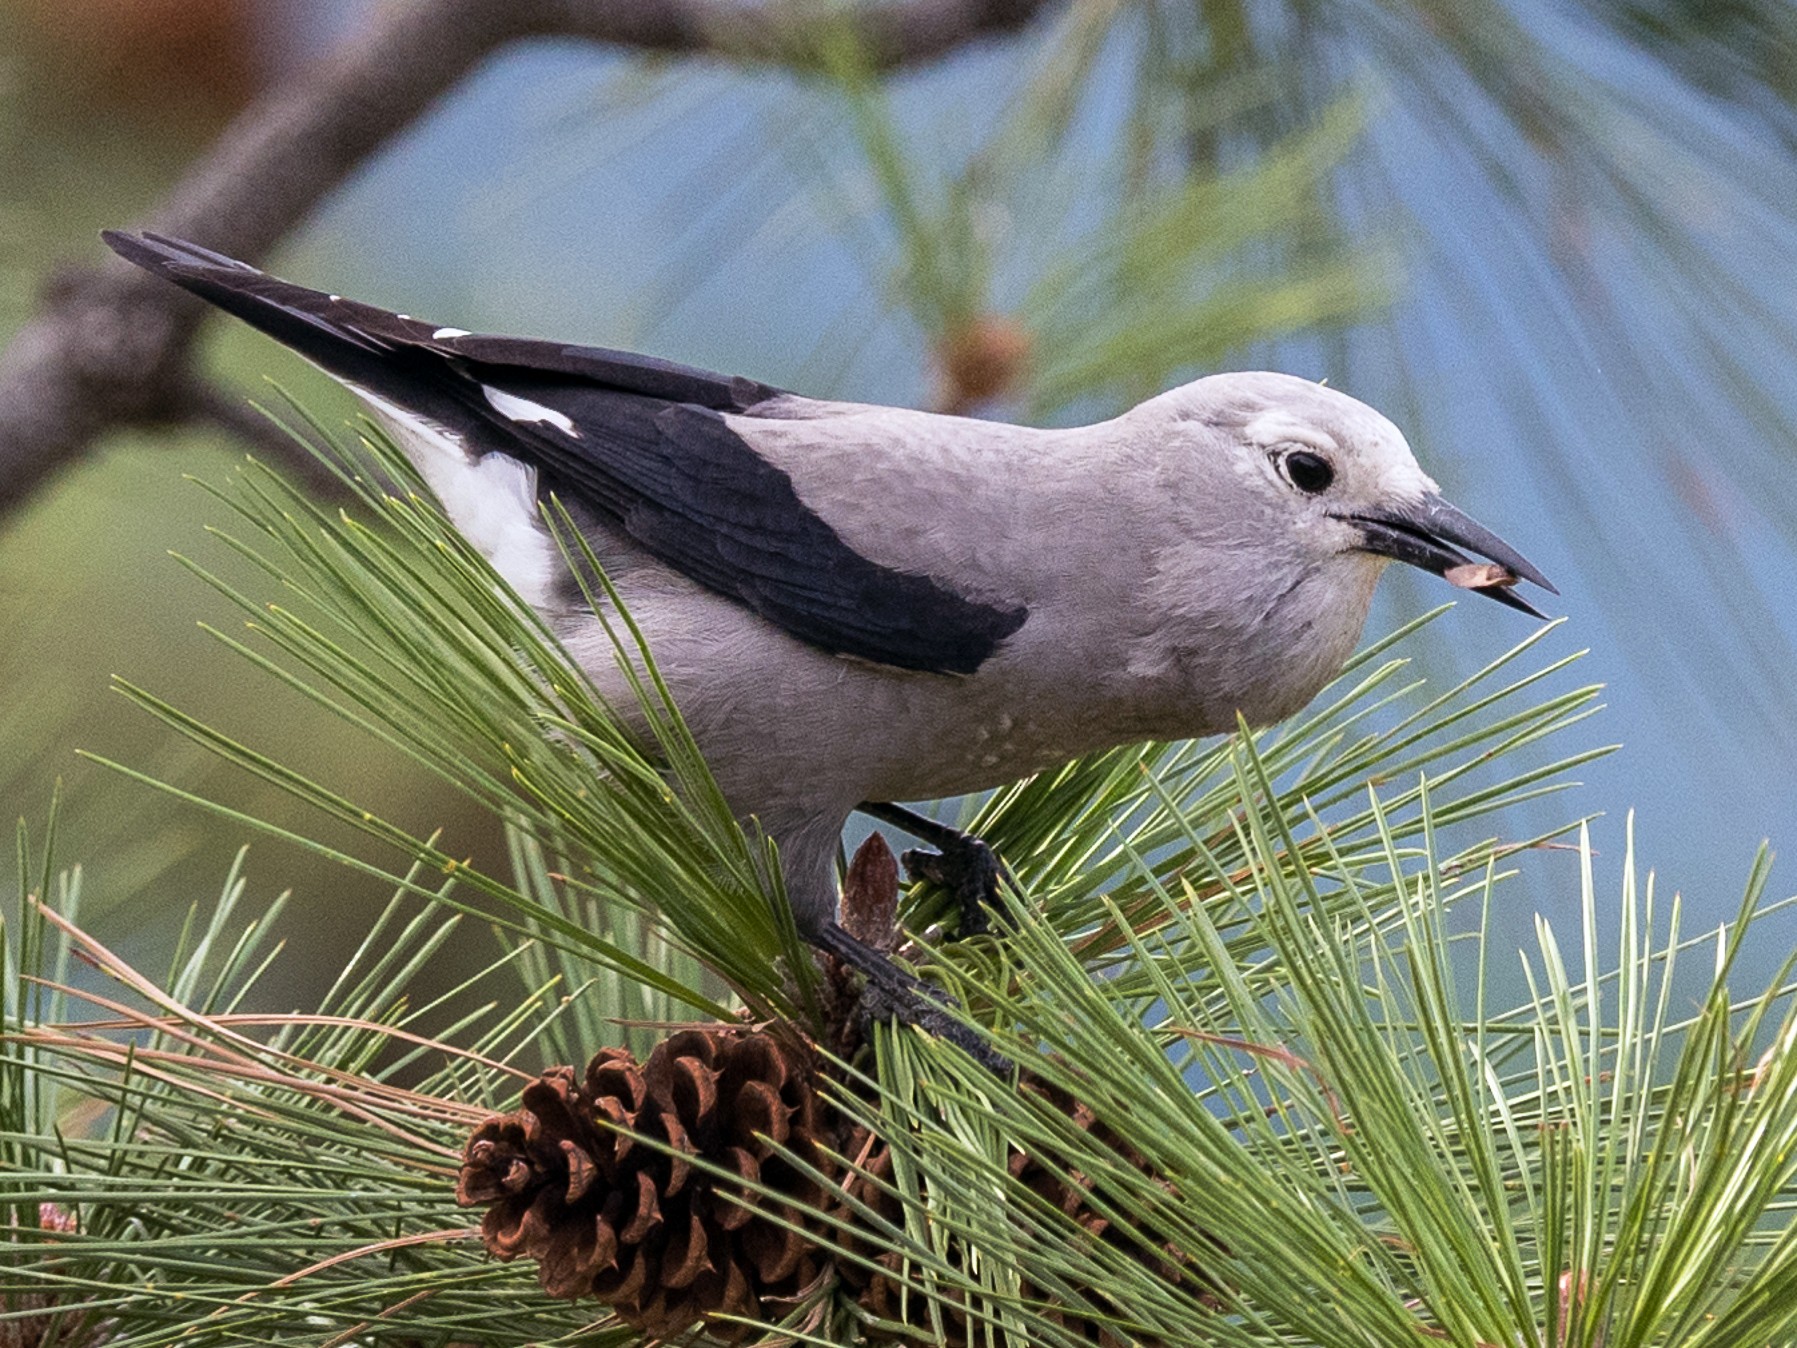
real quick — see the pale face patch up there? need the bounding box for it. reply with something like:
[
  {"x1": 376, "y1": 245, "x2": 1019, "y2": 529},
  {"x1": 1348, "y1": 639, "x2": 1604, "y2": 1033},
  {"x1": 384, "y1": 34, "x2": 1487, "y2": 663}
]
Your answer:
[
  {"x1": 1242, "y1": 408, "x2": 1337, "y2": 454},
  {"x1": 482, "y1": 385, "x2": 579, "y2": 437},
  {"x1": 1239, "y1": 391, "x2": 1438, "y2": 511}
]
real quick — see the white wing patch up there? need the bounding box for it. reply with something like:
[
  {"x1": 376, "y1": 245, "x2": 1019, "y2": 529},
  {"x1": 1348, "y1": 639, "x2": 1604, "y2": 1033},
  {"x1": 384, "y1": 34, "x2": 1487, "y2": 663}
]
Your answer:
[
  {"x1": 483, "y1": 385, "x2": 578, "y2": 436},
  {"x1": 432, "y1": 326, "x2": 470, "y2": 340},
  {"x1": 350, "y1": 386, "x2": 558, "y2": 608}
]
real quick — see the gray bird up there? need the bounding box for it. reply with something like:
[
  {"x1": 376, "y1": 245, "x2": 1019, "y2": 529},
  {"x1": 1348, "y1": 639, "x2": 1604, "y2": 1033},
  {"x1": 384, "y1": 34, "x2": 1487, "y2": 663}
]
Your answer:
[{"x1": 105, "y1": 231, "x2": 1554, "y2": 1062}]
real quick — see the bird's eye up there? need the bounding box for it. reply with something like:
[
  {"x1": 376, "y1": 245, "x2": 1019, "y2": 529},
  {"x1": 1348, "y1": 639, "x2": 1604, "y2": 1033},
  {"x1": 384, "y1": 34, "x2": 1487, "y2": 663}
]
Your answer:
[{"x1": 1282, "y1": 450, "x2": 1334, "y2": 494}]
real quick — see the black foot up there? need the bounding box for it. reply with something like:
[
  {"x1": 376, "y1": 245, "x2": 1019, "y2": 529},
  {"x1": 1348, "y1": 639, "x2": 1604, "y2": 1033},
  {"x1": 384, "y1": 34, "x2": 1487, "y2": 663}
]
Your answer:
[
  {"x1": 813, "y1": 923, "x2": 1012, "y2": 1076},
  {"x1": 856, "y1": 801, "x2": 1007, "y2": 937}
]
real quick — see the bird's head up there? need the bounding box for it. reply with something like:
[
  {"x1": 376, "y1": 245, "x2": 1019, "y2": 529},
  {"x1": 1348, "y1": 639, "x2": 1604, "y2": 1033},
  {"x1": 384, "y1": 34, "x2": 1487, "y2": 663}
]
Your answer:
[{"x1": 1133, "y1": 371, "x2": 1555, "y2": 618}]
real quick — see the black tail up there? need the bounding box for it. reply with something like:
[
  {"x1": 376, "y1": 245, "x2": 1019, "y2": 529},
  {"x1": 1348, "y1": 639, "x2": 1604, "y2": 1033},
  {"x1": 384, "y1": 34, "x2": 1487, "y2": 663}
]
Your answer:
[
  {"x1": 103, "y1": 230, "x2": 404, "y2": 378},
  {"x1": 102, "y1": 230, "x2": 781, "y2": 412}
]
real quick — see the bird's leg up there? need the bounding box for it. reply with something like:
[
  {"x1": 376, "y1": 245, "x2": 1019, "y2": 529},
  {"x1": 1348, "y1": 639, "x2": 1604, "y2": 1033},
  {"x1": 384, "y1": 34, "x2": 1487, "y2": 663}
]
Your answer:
[
  {"x1": 811, "y1": 923, "x2": 1012, "y2": 1075},
  {"x1": 855, "y1": 801, "x2": 1007, "y2": 937}
]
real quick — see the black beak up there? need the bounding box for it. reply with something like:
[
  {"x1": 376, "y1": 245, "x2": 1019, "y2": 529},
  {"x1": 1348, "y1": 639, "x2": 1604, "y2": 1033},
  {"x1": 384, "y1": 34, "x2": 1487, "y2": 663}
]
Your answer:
[{"x1": 1340, "y1": 494, "x2": 1557, "y2": 619}]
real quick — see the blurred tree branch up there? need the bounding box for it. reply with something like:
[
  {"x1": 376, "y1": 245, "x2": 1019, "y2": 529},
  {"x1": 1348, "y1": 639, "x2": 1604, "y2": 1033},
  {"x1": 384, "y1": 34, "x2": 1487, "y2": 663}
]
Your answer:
[{"x1": 0, "y1": 0, "x2": 1056, "y2": 515}]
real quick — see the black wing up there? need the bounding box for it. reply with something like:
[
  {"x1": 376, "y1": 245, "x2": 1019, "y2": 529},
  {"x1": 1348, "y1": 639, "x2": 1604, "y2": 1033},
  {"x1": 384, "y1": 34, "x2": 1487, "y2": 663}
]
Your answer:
[{"x1": 104, "y1": 231, "x2": 1027, "y2": 675}]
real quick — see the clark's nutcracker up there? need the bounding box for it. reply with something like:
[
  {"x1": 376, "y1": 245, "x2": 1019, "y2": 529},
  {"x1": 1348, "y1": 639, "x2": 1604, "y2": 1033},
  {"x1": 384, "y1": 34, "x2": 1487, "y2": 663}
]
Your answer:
[{"x1": 105, "y1": 231, "x2": 1554, "y2": 1063}]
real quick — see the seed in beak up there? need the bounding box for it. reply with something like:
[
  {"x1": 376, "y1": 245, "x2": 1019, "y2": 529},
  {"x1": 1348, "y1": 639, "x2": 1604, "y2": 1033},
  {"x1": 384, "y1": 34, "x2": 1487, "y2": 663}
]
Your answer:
[{"x1": 1444, "y1": 562, "x2": 1518, "y2": 591}]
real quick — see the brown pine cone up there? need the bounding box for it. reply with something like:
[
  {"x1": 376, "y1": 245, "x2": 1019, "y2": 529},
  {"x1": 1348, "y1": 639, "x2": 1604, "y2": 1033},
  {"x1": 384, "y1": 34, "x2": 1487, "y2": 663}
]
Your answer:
[
  {"x1": 457, "y1": 1028, "x2": 833, "y2": 1342},
  {"x1": 839, "y1": 1076, "x2": 1226, "y2": 1347}
]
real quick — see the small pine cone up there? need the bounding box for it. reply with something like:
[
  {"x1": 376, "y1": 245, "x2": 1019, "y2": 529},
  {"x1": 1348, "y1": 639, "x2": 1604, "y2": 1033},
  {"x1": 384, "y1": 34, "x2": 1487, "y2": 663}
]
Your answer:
[
  {"x1": 458, "y1": 1029, "x2": 834, "y2": 1342},
  {"x1": 821, "y1": 833, "x2": 904, "y2": 1061},
  {"x1": 841, "y1": 1076, "x2": 1227, "y2": 1346},
  {"x1": 934, "y1": 315, "x2": 1033, "y2": 415}
]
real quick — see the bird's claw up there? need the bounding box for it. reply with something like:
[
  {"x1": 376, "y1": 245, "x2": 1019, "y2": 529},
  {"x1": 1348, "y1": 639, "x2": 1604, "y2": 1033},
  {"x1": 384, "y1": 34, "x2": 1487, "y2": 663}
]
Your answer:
[{"x1": 899, "y1": 836, "x2": 1002, "y2": 938}]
